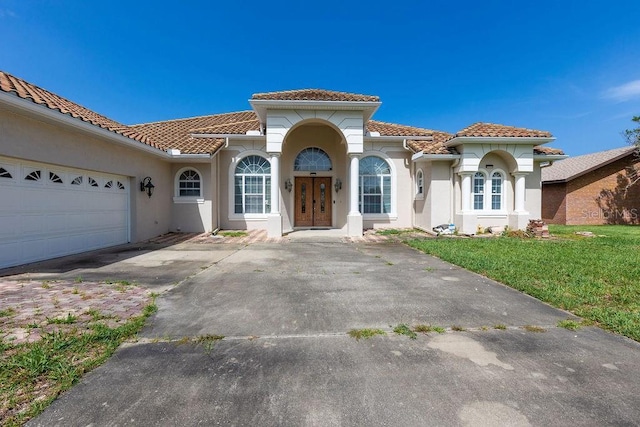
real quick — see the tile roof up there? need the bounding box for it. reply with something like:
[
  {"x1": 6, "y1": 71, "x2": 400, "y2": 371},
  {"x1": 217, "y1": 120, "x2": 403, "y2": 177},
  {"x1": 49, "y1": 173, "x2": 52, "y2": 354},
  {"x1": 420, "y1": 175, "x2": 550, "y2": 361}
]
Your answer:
[
  {"x1": 130, "y1": 111, "x2": 259, "y2": 154},
  {"x1": 251, "y1": 89, "x2": 380, "y2": 102},
  {"x1": 454, "y1": 122, "x2": 553, "y2": 139},
  {"x1": 367, "y1": 120, "x2": 457, "y2": 155},
  {"x1": 541, "y1": 146, "x2": 638, "y2": 182},
  {"x1": 0, "y1": 71, "x2": 565, "y2": 158},
  {"x1": 0, "y1": 71, "x2": 161, "y2": 150}
]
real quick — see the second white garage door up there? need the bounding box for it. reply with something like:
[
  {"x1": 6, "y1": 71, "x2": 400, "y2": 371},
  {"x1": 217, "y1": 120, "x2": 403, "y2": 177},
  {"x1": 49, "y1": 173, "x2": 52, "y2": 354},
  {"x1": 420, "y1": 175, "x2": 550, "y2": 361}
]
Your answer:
[{"x1": 0, "y1": 157, "x2": 130, "y2": 269}]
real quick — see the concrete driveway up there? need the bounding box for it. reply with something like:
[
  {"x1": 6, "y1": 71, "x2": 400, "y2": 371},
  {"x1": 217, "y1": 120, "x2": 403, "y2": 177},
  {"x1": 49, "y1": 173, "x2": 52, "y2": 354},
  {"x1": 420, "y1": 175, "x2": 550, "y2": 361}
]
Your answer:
[{"x1": 27, "y1": 237, "x2": 640, "y2": 426}]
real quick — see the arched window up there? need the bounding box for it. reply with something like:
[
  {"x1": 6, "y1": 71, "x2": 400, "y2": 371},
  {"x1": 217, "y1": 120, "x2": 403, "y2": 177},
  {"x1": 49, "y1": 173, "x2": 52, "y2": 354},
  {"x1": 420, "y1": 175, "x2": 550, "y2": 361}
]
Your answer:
[
  {"x1": 416, "y1": 169, "x2": 424, "y2": 196},
  {"x1": 473, "y1": 172, "x2": 485, "y2": 210},
  {"x1": 177, "y1": 169, "x2": 202, "y2": 197},
  {"x1": 491, "y1": 171, "x2": 503, "y2": 210},
  {"x1": 294, "y1": 147, "x2": 332, "y2": 171},
  {"x1": 234, "y1": 155, "x2": 271, "y2": 214},
  {"x1": 359, "y1": 156, "x2": 391, "y2": 214}
]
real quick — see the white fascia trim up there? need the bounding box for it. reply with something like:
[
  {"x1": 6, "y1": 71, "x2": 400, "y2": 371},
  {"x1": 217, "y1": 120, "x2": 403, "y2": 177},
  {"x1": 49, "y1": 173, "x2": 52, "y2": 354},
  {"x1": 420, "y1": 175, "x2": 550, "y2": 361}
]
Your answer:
[
  {"x1": 168, "y1": 154, "x2": 212, "y2": 163},
  {"x1": 534, "y1": 154, "x2": 568, "y2": 162},
  {"x1": 0, "y1": 91, "x2": 169, "y2": 159},
  {"x1": 445, "y1": 136, "x2": 556, "y2": 147},
  {"x1": 411, "y1": 152, "x2": 461, "y2": 162}
]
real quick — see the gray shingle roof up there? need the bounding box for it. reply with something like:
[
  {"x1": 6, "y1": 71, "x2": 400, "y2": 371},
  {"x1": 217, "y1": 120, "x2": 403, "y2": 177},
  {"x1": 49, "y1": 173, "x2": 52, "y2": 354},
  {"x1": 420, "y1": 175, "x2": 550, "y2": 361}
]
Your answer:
[{"x1": 541, "y1": 146, "x2": 638, "y2": 182}]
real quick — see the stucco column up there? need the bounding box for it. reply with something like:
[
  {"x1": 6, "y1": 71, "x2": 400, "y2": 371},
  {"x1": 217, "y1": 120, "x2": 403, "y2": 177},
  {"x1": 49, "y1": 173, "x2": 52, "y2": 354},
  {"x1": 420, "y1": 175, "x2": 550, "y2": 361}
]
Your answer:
[
  {"x1": 513, "y1": 173, "x2": 526, "y2": 213},
  {"x1": 349, "y1": 154, "x2": 360, "y2": 215},
  {"x1": 266, "y1": 153, "x2": 282, "y2": 237},
  {"x1": 347, "y1": 154, "x2": 363, "y2": 237},
  {"x1": 460, "y1": 172, "x2": 473, "y2": 212},
  {"x1": 269, "y1": 153, "x2": 280, "y2": 214}
]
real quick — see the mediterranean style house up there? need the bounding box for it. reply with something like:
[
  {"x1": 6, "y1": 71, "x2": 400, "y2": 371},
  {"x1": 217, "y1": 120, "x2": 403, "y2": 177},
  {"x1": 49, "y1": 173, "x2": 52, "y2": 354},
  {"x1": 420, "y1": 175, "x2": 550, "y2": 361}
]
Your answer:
[
  {"x1": 542, "y1": 146, "x2": 639, "y2": 225},
  {"x1": 0, "y1": 71, "x2": 565, "y2": 268}
]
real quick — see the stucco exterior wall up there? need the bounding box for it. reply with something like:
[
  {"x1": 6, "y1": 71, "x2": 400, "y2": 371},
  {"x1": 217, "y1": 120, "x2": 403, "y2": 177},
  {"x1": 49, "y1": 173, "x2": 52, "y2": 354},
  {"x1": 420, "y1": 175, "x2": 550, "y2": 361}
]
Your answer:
[
  {"x1": 429, "y1": 162, "x2": 454, "y2": 228},
  {"x1": 170, "y1": 163, "x2": 213, "y2": 233},
  {"x1": 526, "y1": 165, "x2": 542, "y2": 218},
  {"x1": 0, "y1": 109, "x2": 171, "y2": 242}
]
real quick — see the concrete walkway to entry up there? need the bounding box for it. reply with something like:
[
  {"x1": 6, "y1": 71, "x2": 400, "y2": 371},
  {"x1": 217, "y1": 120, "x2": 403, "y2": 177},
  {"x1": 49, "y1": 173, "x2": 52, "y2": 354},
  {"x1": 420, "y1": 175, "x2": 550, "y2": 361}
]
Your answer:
[{"x1": 22, "y1": 236, "x2": 640, "y2": 426}]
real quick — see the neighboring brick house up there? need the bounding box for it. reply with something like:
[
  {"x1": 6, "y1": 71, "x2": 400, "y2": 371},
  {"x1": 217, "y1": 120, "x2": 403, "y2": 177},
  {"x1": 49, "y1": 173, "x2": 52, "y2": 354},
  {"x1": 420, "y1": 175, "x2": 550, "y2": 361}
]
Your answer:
[{"x1": 541, "y1": 147, "x2": 640, "y2": 225}]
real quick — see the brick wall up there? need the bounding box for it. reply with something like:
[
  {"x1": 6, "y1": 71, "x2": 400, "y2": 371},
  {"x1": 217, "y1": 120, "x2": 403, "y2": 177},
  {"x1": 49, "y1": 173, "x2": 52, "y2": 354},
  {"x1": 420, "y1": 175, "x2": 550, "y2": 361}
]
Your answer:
[
  {"x1": 565, "y1": 154, "x2": 640, "y2": 225},
  {"x1": 541, "y1": 182, "x2": 567, "y2": 224}
]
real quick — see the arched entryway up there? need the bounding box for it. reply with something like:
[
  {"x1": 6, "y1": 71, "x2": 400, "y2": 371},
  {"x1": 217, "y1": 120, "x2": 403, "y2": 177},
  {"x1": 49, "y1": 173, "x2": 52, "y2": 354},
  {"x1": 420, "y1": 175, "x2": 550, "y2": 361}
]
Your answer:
[{"x1": 280, "y1": 122, "x2": 349, "y2": 231}]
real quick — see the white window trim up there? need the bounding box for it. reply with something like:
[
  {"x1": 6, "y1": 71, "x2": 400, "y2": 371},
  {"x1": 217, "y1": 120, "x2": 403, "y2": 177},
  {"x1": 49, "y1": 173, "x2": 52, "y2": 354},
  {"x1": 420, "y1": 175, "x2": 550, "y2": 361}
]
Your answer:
[
  {"x1": 174, "y1": 167, "x2": 204, "y2": 204},
  {"x1": 359, "y1": 151, "x2": 397, "y2": 218},
  {"x1": 415, "y1": 168, "x2": 424, "y2": 200},
  {"x1": 228, "y1": 151, "x2": 271, "y2": 220},
  {"x1": 472, "y1": 168, "x2": 508, "y2": 215}
]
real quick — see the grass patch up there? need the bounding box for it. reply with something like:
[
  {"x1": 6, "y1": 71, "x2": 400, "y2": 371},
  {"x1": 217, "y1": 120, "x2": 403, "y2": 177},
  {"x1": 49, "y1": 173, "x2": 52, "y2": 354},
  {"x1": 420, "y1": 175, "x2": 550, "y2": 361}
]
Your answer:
[
  {"x1": 557, "y1": 319, "x2": 582, "y2": 331},
  {"x1": 393, "y1": 323, "x2": 417, "y2": 339},
  {"x1": 348, "y1": 328, "x2": 387, "y2": 341},
  {"x1": 219, "y1": 231, "x2": 248, "y2": 238},
  {"x1": 406, "y1": 225, "x2": 640, "y2": 342},
  {"x1": 522, "y1": 325, "x2": 547, "y2": 333},
  {"x1": 47, "y1": 313, "x2": 78, "y2": 325},
  {"x1": 376, "y1": 229, "x2": 404, "y2": 236},
  {"x1": 493, "y1": 324, "x2": 507, "y2": 330},
  {"x1": 0, "y1": 307, "x2": 16, "y2": 318},
  {"x1": 0, "y1": 301, "x2": 157, "y2": 425}
]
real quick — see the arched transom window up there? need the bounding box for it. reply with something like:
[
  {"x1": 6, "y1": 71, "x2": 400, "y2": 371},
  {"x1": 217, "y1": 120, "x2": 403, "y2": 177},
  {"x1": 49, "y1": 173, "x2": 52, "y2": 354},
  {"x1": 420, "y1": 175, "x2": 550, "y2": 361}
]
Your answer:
[
  {"x1": 234, "y1": 155, "x2": 271, "y2": 214},
  {"x1": 359, "y1": 156, "x2": 391, "y2": 214},
  {"x1": 178, "y1": 169, "x2": 202, "y2": 197},
  {"x1": 294, "y1": 147, "x2": 332, "y2": 171}
]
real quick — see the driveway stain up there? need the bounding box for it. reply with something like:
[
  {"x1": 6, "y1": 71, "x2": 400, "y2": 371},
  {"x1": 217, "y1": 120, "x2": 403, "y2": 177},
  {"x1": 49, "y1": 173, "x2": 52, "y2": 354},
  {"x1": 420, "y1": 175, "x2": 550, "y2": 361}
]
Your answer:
[
  {"x1": 427, "y1": 334, "x2": 514, "y2": 370},
  {"x1": 459, "y1": 401, "x2": 530, "y2": 426}
]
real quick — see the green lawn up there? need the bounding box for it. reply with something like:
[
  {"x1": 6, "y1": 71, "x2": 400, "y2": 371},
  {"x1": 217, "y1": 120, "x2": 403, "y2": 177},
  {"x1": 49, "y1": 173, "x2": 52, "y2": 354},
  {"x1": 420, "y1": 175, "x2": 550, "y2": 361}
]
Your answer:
[{"x1": 406, "y1": 225, "x2": 640, "y2": 341}]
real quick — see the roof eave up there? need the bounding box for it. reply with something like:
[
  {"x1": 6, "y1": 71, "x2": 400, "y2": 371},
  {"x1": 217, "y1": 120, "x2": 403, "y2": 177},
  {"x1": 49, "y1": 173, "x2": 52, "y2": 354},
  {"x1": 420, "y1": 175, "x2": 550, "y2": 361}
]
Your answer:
[
  {"x1": 542, "y1": 148, "x2": 638, "y2": 183},
  {"x1": 0, "y1": 91, "x2": 169, "y2": 159},
  {"x1": 446, "y1": 136, "x2": 556, "y2": 147},
  {"x1": 412, "y1": 152, "x2": 461, "y2": 162},
  {"x1": 534, "y1": 154, "x2": 568, "y2": 161},
  {"x1": 190, "y1": 133, "x2": 266, "y2": 140},
  {"x1": 249, "y1": 99, "x2": 381, "y2": 123}
]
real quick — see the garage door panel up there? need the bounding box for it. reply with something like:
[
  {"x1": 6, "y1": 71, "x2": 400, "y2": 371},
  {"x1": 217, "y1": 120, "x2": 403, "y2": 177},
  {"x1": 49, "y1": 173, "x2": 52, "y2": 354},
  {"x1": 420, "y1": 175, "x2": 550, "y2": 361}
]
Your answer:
[{"x1": 0, "y1": 158, "x2": 130, "y2": 269}]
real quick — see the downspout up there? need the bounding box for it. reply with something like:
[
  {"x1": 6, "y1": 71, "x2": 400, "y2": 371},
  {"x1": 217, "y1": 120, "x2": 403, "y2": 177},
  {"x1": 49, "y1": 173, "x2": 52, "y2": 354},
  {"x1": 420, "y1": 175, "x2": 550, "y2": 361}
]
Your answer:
[
  {"x1": 450, "y1": 158, "x2": 460, "y2": 225},
  {"x1": 403, "y1": 140, "x2": 417, "y2": 229}
]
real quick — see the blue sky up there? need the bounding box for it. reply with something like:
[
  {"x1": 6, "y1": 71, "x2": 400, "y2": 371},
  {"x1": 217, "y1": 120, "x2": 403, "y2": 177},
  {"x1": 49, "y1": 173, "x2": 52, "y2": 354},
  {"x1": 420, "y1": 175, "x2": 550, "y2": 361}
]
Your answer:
[{"x1": 1, "y1": 1, "x2": 639, "y2": 156}]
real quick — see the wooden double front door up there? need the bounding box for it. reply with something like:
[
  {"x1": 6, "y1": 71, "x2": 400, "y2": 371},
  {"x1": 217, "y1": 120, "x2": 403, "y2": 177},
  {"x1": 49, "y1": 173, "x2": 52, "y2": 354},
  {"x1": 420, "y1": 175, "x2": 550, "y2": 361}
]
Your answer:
[{"x1": 294, "y1": 177, "x2": 332, "y2": 227}]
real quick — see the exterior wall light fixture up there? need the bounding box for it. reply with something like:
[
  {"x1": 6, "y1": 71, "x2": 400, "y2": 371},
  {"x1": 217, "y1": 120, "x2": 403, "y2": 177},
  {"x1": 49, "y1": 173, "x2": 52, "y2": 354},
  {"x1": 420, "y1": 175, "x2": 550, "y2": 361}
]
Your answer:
[
  {"x1": 284, "y1": 178, "x2": 293, "y2": 192},
  {"x1": 334, "y1": 178, "x2": 342, "y2": 193},
  {"x1": 140, "y1": 176, "x2": 155, "y2": 198}
]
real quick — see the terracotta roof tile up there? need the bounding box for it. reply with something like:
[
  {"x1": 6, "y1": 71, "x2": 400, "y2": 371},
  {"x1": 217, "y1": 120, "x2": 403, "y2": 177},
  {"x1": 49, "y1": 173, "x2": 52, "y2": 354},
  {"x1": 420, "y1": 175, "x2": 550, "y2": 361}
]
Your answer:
[
  {"x1": 368, "y1": 121, "x2": 456, "y2": 154},
  {"x1": 0, "y1": 71, "x2": 161, "y2": 150},
  {"x1": 454, "y1": 122, "x2": 552, "y2": 138},
  {"x1": 534, "y1": 146, "x2": 565, "y2": 155},
  {"x1": 541, "y1": 146, "x2": 637, "y2": 182},
  {"x1": 130, "y1": 111, "x2": 259, "y2": 154},
  {"x1": 251, "y1": 89, "x2": 379, "y2": 102}
]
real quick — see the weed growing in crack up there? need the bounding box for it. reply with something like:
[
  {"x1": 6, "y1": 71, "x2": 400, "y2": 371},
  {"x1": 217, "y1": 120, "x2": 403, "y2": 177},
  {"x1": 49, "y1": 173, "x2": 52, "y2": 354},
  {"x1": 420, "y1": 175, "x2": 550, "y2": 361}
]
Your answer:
[
  {"x1": 522, "y1": 325, "x2": 546, "y2": 333},
  {"x1": 557, "y1": 319, "x2": 581, "y2": 331},
  {"x1": 348, "y1": 328, "x2": 387, "y2": 341},
  {"x1": 393, "y1": 323, "x2": 417, "y2": 340},
  {"x1": 493, "y1": 324, "x2": 507, "y2": 330}
]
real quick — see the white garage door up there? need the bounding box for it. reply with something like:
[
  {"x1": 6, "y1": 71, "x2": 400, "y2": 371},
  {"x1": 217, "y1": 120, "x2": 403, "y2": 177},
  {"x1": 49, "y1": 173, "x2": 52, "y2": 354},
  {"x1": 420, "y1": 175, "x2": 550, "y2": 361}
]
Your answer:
[{"x1": 0, "y1": 157, "x2": 130, "y2": 269}]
